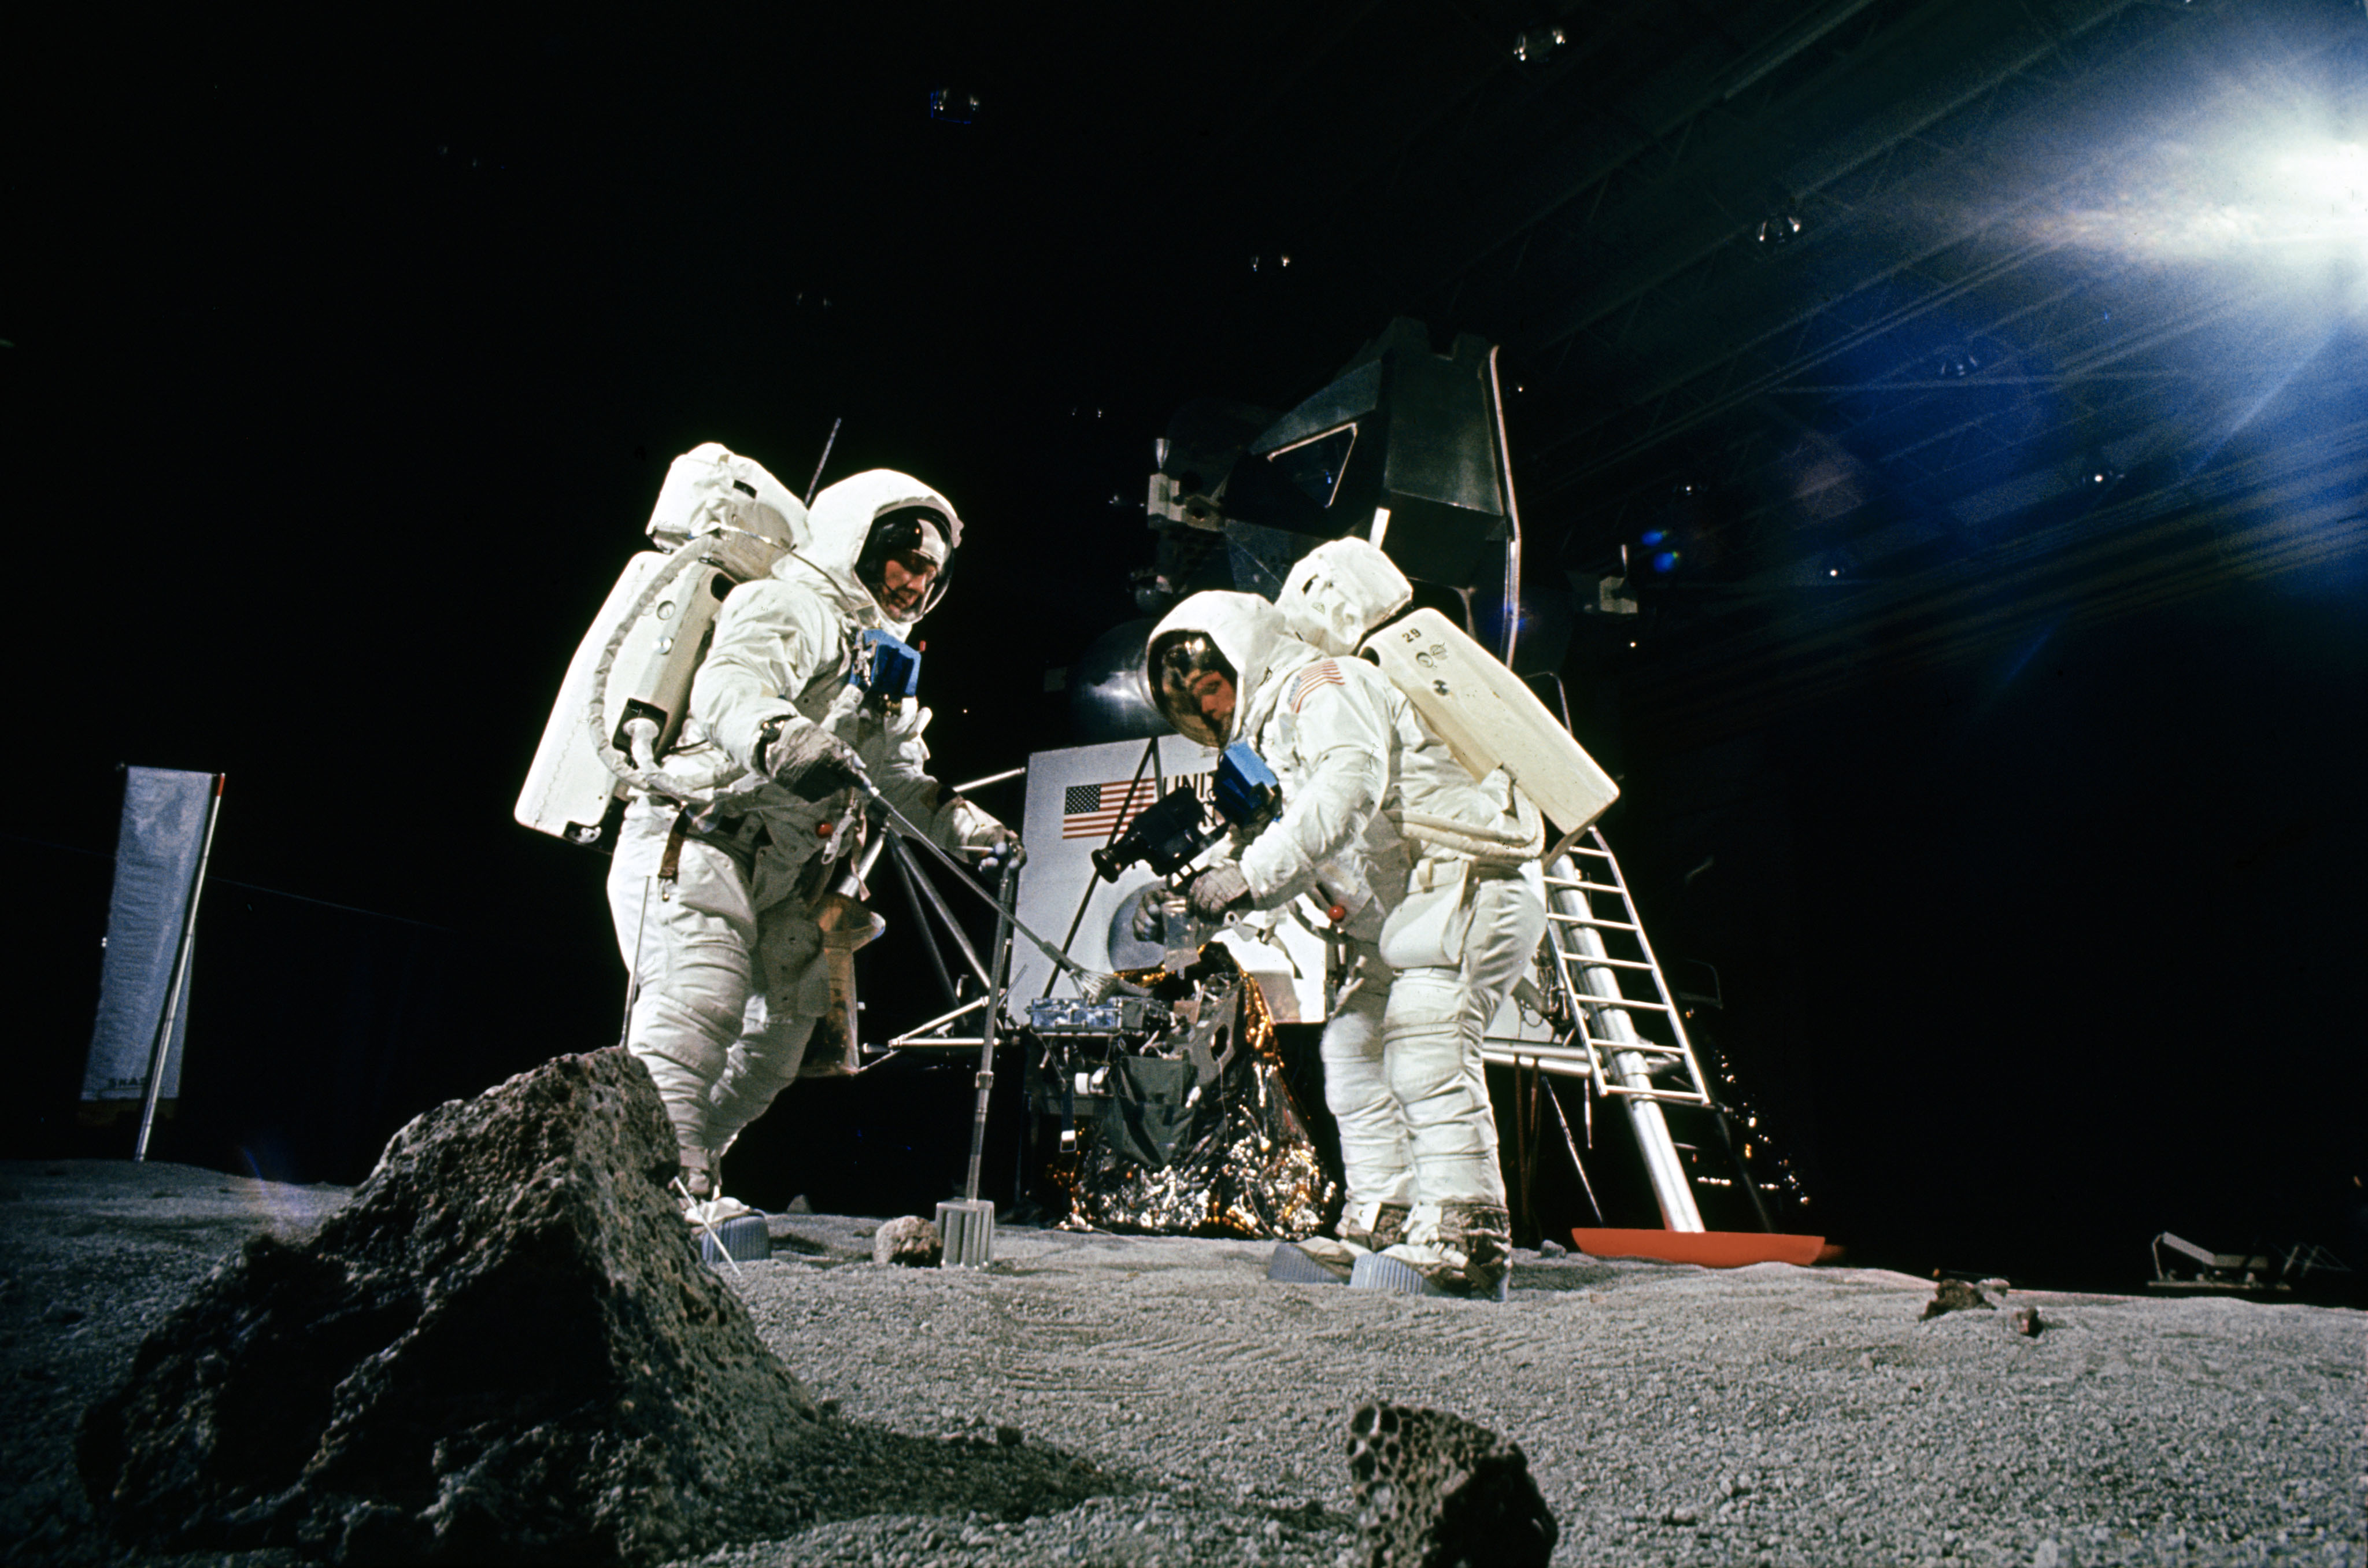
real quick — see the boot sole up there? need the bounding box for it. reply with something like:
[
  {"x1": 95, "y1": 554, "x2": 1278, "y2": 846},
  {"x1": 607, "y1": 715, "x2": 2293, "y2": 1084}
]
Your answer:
[
  {"x1": 1348, "y1": 1251, "x2": 1509, "y2": 1301},
  {"x1": 698, "y1": 1213, "x2": 772, "y2": 1266},
  {"x1": 1267, "y1": 1242, "x2": 1354, "y2": 1284}
]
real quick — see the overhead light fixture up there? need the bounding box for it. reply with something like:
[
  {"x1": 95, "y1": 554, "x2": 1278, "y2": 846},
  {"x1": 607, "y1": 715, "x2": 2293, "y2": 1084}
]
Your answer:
[
  {"x1": 928, "y1": 88, "x2": 982, "y2": 124},
  {"x1": 1512, "y1": 25, "x2": 1567, "y2": 64}
]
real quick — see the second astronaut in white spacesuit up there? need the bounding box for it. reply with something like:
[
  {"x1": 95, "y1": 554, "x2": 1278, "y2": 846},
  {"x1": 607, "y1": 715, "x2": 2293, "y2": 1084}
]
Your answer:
[
  {"x1": 608, "y1": 469, "x2": 1012, "y2": 1219},
  {"x1": 1146, "y1": 549, "x2": 1546, "y2": 1293}
]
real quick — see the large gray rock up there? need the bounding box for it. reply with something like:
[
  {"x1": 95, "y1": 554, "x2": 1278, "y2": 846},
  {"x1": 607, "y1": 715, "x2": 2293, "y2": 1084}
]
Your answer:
[
  {"x1": 872, "y1": 1215, "x2": 942, "y2": 1267},
  {"x1": 75, "y1": 1048, "x2": 823, "y2": 1566},
  {"x1": 1345, "y1": 1402, "x2": 1556, "y2": 1568}
]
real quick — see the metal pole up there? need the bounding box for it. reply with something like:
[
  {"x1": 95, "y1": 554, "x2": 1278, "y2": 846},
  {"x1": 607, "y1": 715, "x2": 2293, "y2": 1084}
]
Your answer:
[
  {"x1": 886, "y1": 835, "x2": 993, "y2": 989},
  {"x1": 1541, "y1": 1075, "x2": 1605, "y2": 1227},
  {"x1": 136, "y1": 773, "x2": 224, "y2": 1162},
  {"x1": 1043, "y1": 737, "x2": 1159, "y2": 1000},
  {"x1": 1486, "y1": 343, "x2": 1525, "y2": 667},
  {"x1": 804, "y1": 417, "x2": 842, "y2": 505},
  {"x1": 886, "y1": 836, "x2": 963, "y2": 1008},
  {"x1": 964, "y1": 848, "x2": 1023, "y2": 1204},
  {"x1": 619, "y1": 876, "x2": 652, "y2": 1048},
  {"x1": 952, "y1": 766, "x2": 1027, "y2": 793}
]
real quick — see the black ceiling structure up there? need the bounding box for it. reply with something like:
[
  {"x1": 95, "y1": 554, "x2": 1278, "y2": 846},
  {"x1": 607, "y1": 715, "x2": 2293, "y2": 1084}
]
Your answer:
[{"x1": 1084, "y1": 0, "x2": 2366, "y2": 749}]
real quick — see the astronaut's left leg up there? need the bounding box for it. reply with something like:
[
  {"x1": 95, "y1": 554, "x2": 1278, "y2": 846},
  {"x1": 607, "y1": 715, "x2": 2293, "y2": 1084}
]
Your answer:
[
  {"x1": 1317, "y1": 937, "x2": 1412, "y2": 1252},
  {"x1": 704, "y1": 889, "x2": 831, "y2": 1160},
  {"x1": 1382, "y1": 864, "x2": 1548, "y2": 1293}
]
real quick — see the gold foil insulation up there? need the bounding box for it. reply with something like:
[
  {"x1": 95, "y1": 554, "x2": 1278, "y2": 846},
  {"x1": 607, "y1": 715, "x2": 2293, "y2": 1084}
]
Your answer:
[{"x1": 1052, "y1": 945, "x2": 1337, "y2": 1239}]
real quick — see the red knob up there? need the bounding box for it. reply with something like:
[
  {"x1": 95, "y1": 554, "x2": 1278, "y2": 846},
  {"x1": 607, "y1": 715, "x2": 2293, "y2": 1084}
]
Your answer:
[
  {"x1": 815, "y1": 820, "x2": 834, "y2": 837},
  {"x1": 1328, "y1": 904, "x2": 1348, "y2": 925}
]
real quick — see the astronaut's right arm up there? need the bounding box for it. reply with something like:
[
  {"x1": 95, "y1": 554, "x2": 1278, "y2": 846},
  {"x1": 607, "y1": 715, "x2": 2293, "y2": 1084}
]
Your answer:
[{"x1": 687, "y1": 579, "x2": 837, "y2": 771}]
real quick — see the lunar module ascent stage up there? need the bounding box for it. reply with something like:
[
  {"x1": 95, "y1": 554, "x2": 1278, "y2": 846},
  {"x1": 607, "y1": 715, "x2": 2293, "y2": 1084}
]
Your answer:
[{"x1": 518, "y1": 318, "x2": 1813, "y2": 1264}]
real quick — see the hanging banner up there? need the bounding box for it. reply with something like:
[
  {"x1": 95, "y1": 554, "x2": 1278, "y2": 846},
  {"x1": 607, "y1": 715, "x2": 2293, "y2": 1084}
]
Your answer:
[{"x1": 83, "y1": 767, "x2": 220, "y2": 1103}]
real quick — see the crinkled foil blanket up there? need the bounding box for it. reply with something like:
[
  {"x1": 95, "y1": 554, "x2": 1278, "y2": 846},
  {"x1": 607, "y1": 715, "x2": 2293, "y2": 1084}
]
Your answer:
[{"x1": 1054, "y1": 948, "x2": 1337, "y2": 1240}]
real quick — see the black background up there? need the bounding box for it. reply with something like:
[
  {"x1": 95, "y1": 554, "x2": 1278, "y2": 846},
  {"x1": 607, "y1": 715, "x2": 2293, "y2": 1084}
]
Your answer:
[{"x1": 5, "y1": 5, "x2": 2360, "y2": 1292}]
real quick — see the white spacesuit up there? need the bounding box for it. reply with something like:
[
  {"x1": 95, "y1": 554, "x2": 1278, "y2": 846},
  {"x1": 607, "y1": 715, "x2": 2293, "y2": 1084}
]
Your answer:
[
  {"x1": 1146, "y1": 563, "x2": 1545, "y2": 1293},
  {"x1": 607, "y1": 469, "x2": 1009, "y2": 1216}
]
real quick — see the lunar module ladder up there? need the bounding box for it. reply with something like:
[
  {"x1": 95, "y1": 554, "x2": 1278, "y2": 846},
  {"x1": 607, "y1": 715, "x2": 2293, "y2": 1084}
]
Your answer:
[{"x1": 1542, "y1": 830, "x2": 1715, "y2": 1233}]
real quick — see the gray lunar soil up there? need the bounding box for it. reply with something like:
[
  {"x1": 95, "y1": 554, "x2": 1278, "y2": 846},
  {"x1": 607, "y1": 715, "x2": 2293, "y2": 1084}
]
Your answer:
[{"x1": 3, "y1": 1159, "x2": 2361, "y2": 1567}]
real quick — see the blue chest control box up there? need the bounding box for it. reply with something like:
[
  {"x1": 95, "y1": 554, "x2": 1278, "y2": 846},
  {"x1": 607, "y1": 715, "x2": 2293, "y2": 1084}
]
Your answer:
[
  {"x1": 851, "y1": 628, "x2": 922, "y2": 704},
  {"x1": 1212, "y1": 742, "x2": 1281, "y2": 827}
]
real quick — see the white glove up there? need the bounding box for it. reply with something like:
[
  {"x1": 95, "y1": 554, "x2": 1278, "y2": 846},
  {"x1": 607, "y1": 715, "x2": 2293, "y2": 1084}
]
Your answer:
[
  {"x1": 761, "y1": 720, "x2": 862, "y2": 801},
  {"x1": 945, "y1": 798, "x2": 1016, "y2": 860},
  {"x1": 1185, "y1": 863, "x2": 1251, "y2": 920}
]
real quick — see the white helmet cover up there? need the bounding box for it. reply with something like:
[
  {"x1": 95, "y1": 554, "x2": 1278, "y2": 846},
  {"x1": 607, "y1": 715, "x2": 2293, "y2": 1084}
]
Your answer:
[
  {"x1": 790, "y1": 469, "x2": 965, "y2": 626},
  {"x1": 1145, "y1": 590, "x2": 1296, "y2": 747},
  {"x1": 1278, "y1": 537, "x2": 1412, "y2": 657}
]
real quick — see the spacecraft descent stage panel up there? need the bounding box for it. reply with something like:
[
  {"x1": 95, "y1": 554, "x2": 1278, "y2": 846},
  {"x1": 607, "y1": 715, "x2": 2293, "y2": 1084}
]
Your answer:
[{"x1": 1009, "y1": 735, "x2": 1329, "y2": 1023}]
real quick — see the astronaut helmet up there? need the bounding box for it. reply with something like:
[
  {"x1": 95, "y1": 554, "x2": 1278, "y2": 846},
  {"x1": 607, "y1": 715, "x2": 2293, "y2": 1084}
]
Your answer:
[
  {"x1": 1148, "y1": 630, "x2": 1238, "y2": 746},
  {"x1": 856, "y1": 505, "x2": 957, "y2": 624},
  {"x1": 802, "y1": 471, "x2": 966, "y2": 627},
  {"x1": 1146, "y1": 591, "x2": 1287, "y2": 748}
]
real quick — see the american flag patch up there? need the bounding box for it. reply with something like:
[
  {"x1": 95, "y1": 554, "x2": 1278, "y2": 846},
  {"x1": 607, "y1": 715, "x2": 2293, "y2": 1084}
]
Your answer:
[
  {"x1": 1062, "y1": 779, "x2": 1165, "y2": 839},
  {"x1": 1290, "y1": 659, "x2": 1348, "y2": 712}
]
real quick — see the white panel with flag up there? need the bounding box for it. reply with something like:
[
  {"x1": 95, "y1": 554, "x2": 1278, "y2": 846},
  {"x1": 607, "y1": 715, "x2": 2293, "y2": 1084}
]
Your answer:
[{"x1": 1011, "y1": 736, "x2": 1329, "y2": 1023}]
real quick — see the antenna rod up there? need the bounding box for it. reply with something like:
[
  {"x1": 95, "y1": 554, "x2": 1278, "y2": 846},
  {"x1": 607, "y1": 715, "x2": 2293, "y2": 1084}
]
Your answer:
[{"x1": 805, "y1": 417, "x2": 843, "y2": 504}]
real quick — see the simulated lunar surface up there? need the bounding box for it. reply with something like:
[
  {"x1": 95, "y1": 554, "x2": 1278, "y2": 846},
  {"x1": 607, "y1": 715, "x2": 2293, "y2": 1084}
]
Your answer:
[{"x1": 2, "y1": 1159, "x2": 2359, "y2": 1566}]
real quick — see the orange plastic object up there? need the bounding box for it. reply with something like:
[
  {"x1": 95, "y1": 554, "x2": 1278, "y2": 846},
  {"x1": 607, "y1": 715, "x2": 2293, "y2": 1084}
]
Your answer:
[
  {"x1": 815, "y1": 820, "x2": 834, "y2": 837},
  {"x1": 1327, "y1": 904, "x2": 1348, "y2": 924},
  {"x1": 1568, "y1": 1229, "x2": 1837, "y2": 1267}
]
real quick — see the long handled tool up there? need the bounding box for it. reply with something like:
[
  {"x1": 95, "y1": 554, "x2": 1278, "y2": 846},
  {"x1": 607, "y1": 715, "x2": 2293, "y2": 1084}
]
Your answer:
[{"x1": 850, "y1": 771, "x2": 1139, "y2": 999}]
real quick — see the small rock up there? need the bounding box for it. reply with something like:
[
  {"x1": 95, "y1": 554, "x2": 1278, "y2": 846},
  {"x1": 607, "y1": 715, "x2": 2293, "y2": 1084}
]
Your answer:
[
  {"x1": 1665, "y1": 1506, "x2": 1700, "y2": 1526},
  {"x1": 785, "y1": 1195, "x2": 813, "y2": 1214},
  {"x1": 1921, "y1": 1278, "x2": 1995, "y2": 1320},
  {"x1": 2011, "y1": 1305, "x2": 2045, "y2": 1337},
  {"x1": 1537, "y1": 1238, "x2": 1567, "y2": 1258},
  {"x1": 2033, "y1": 1539, "x2": 2061, "y2": 1568},
  {"x1": 874, "y1": 1215, "x2": 944, "y2": 1267}
]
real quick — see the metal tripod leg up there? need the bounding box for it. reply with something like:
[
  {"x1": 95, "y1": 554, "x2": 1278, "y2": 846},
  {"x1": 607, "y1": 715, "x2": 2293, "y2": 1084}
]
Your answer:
[{"x1": 940, "y1": 846, "x2": 1022, "y2": 1267}]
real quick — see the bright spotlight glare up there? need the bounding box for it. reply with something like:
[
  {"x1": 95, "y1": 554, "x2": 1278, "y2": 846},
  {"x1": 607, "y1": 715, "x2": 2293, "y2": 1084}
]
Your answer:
[
  {"x1": 2040, "y1": 134, "x2": 2367, "y2": 290},
  {"x1": 2267, "y1": 142, "x2": 2367, "y2": 237}
]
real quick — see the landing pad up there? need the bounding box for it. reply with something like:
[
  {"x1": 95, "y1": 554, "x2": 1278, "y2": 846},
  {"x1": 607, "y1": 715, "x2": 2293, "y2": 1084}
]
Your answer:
[{"x1": 1569, "y1": 1229, "x2": 1840, "y2": 1267}]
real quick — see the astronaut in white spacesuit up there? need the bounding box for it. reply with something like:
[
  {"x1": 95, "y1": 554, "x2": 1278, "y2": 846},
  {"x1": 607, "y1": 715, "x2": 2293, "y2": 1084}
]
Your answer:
[
  {"x1": 1146, "y1": 555, "x2": 1545, "y2": 1293},
  {"x1": 608, "y1": 469, "x2": 1012, "y2": 1220}
]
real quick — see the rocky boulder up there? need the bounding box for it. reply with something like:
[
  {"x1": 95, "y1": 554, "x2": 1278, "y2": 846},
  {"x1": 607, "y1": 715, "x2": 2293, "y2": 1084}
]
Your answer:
[
  {"x1": 1345, "y1": 1402, "x2": 1556, "y2": 1568},
  {"x1": 76, "y1": 1048, "x2": 823, "y2": 1566}
]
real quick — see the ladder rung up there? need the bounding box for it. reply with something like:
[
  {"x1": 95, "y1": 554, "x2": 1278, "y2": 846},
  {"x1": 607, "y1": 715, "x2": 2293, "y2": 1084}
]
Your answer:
[
  {"x1": 1599, "y1": 1083, "x2": 1712, "y2": 1106},
  {"x1": 1580, "y1": 1034, "x2": 1685, "y2": 1056},
  {"x1": 1548, "y1": 912, "x2": 1640, "y2": 931},
  {"x1": 1541, "y1": 877, "x2": 1624, "y2": 896},
  {"x1": 1559, "y1": 953, "x2": 1654, "y2": 972},
  {"x1": 1572, "y1": 994, "x2": 1674, "y2": 1015}
]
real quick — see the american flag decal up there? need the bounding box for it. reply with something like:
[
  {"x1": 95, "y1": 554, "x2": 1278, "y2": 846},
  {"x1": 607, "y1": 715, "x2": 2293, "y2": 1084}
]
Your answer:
[
  {"x1": 1061, "y1": 779, "x2": 1166, "y2": 839},
  {"x1": 1290, "y1": 659, "x2": 1348, "y2": 712}
]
